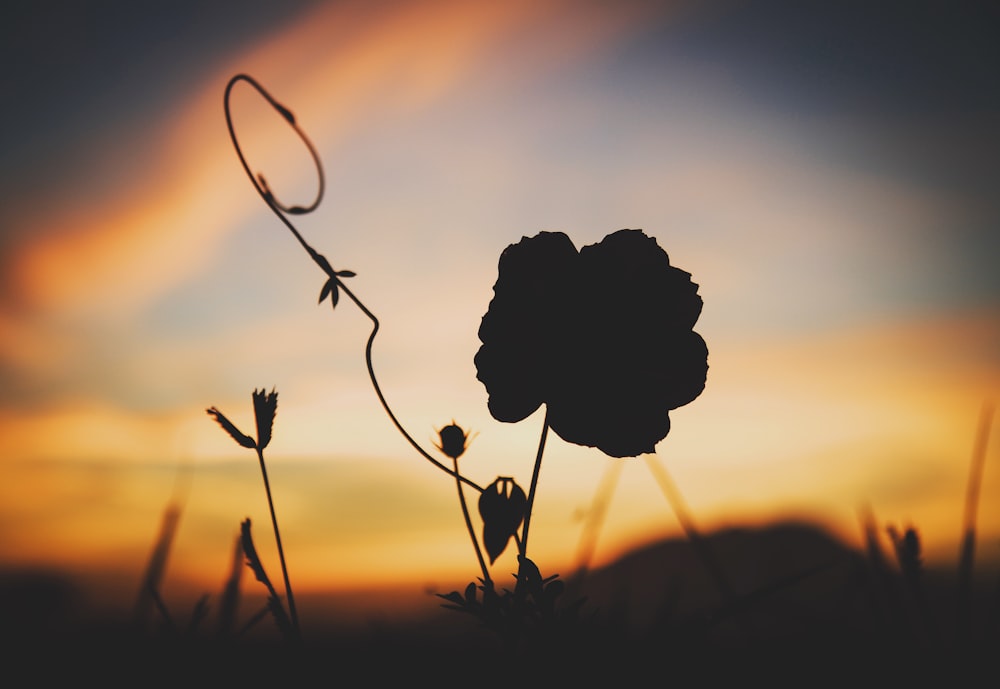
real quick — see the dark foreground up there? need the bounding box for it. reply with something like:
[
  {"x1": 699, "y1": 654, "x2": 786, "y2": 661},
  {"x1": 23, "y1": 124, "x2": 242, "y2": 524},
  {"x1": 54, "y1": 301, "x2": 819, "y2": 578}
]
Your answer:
[{"x1": 4, "y1": 521, "x2": 998, "y2": 686}]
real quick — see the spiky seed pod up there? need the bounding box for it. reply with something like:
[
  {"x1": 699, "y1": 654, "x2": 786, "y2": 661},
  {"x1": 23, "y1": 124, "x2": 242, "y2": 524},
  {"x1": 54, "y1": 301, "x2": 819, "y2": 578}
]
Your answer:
[{"x1": 436, "y1": 422, "x2": 470, "y2": 460}]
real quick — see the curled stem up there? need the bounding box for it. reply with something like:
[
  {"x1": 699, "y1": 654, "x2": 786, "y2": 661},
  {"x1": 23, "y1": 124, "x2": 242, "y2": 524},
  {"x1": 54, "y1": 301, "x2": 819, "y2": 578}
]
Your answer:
[
  {"x1": 224, "y1": 73, "x2": 481, "y2": 493},
  {"x1": 224, "y1": 74, "x2": 324, "y2": 258}
]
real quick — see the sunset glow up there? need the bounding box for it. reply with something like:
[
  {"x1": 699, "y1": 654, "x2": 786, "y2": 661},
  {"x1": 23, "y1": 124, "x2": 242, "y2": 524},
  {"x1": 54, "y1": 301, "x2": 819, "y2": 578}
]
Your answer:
[{"x1": 1, "y1": 0, "x2": 997, "y2": 631}]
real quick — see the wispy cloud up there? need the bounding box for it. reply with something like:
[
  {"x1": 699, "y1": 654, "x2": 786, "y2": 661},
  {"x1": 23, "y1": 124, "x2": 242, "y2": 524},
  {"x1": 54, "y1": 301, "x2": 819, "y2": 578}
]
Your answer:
[
  {"x1": 4, "y1": 0, "x2": 670, "y2": 319},
  {"x1": 3, "y1": 0, "x2": 997, "y2": 597}
]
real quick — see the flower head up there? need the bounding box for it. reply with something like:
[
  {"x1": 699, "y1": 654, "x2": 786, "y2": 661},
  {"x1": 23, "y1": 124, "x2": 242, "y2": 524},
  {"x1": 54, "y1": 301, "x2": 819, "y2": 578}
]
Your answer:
[
  {"x1": 253, "y1": 387, "x2": 278, "y2": 450},
  {"x1": 206, "y1": 387, "x2": 278, "y2": 450},
  {"x1": 475, "y1": 229, "x2": 707, "y2": 457}
]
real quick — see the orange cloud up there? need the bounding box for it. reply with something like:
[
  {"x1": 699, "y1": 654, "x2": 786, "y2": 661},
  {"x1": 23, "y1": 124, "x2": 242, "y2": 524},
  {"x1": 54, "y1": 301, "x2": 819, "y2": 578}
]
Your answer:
[
  {"x1": 8, "y1": 0, "x2": 670, "y2": 320},
  {"x1": 0, "y1": 403, "x2": 186, "y2": 465}
]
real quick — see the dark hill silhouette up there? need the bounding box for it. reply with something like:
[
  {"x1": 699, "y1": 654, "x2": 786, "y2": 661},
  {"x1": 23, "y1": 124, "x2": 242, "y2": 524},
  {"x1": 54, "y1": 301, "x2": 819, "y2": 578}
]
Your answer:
[
  {"x1": 569, "y1": 520, "x2": 873, "y2": 647},
  {"x1": 3, "y1": 519, "x2": 996, "y2": 683}
]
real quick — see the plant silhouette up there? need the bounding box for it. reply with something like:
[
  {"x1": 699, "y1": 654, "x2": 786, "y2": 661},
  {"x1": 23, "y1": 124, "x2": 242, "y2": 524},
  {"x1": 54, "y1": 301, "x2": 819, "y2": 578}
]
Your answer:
[
  {"x1": 475, "y1": 228, "x2": 708, "y2": 458},
  {"x1": 220, "y1": 73, "x2": 714, "y2": 651},
  {"x1": 224, "y1": 74, "x2": 491, "y2": 586},
  {"x1": 211, "y1": 74, "x2": 997, "y2": 675},
  {"x1": 207, "y1": 388, "x2": 300, "y2": 643}
]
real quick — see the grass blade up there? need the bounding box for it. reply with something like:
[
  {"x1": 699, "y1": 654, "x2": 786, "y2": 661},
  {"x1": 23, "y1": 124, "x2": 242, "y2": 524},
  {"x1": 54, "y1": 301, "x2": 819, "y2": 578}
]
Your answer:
[
  {"x1": 133, "y1": 500, "x2": 182, "y2": 631},
  {"x1": 957, "y1": 400, "x2": 994, "y2": 639},
  {"x1": 217, "y1": 532, "x2": 244, "y2": 638}
]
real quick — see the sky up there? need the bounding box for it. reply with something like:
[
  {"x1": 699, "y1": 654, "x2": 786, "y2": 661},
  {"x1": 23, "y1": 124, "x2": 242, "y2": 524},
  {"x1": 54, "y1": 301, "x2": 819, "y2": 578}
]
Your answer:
[{"x1": 1, "y1": 0, "x2": 998, "y2": 619}]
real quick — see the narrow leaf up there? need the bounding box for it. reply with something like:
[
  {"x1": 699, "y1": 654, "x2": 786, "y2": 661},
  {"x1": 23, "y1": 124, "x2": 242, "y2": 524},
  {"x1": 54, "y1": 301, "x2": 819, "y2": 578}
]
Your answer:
[
  {"x1": 206, "y1": 408, "x2": 255, "y2": 449},
  {"x1": 266, "y1": 594, "x2": 295, "y2": 640},
  {"x1": 239, "y1": 522, "x2": 292, "y2": 641},
  {"x1": 240, "y1": 519, "x2": 274, "y2": 590},
  {"x1": 437, "y1": 591, "x2": 465, "y2": 606},
  {"x1": 319, "y1": 279, "x2": 334, "y2": 304}
]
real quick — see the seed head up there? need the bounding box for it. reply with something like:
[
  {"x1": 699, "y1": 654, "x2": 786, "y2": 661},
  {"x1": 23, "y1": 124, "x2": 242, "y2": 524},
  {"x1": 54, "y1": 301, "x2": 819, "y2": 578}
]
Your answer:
[{"x1": 436, "y1": 422, "x2": 471, "y2": 460}]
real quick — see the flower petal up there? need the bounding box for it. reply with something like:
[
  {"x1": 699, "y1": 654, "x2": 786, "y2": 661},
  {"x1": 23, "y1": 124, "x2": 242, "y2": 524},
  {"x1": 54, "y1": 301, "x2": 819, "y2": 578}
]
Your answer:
[
  {"x1": 475, "y1": 232, "x2": 579, "y2": 423},
  {"x1": 252, "y1": 388, "x2": 278, "y2": 450}
]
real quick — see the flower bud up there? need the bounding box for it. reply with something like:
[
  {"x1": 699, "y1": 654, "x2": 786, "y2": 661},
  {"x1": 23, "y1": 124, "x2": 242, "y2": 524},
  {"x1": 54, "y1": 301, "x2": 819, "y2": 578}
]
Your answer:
[{"x1": 436, "y1": 422, "x2": 470, "y2": 460}]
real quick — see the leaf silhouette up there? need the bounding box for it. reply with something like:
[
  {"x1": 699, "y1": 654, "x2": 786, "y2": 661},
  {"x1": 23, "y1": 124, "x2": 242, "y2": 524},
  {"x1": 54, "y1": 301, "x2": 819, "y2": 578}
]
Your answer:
[
  {"x1": 265, "y1": 593, "x2": 295, "y2": 640},
  {"x1": 206, "y1": 407, "x2": 255, "y2": 449},
  {"x1": 318, "y1": 271, "x2": 355, "y2": 310},
  {"x1": 437, "y1": 591, "x2": 466, "y2": 608},
  {"x1": 240, "y1": 518, "x2": 294, "y2": 639},
  {"x1": 318, "y1": 279, "x2": 335, "y2": 305},
  {"x1": 240, "y1": 518, "x2": 272, "y2": 589}
]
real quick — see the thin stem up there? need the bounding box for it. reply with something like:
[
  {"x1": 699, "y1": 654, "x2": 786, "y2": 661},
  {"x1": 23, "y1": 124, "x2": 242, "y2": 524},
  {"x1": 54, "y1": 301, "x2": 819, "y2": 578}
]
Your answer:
[
  {"x1": 224, "y1": 75, "x2": 323, "y2": 228},
  {"x1": 341, "y1": 280, "x2": 483, "y2": 491},
  {"x1": 518, "y1": 406, "x2": 551, "y2": 559},
  {"x1": 256, "y1": 446, "x2": 300, "y2": 640},
  {"x1": 224, "y1": 73, "x2": 482, "y2": 493},
  {"x1": 454, "y1": 456, "x2": 490, "y2": 583}
]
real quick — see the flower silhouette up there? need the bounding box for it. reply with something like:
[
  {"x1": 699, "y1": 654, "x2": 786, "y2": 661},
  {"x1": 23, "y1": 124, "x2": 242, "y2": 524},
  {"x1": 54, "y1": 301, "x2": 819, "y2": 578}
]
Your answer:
[
  {"x1": 252, "y1": 387, "x2": 278, "y2": 450},
  {"x1": 475, "y1": 229, "x2": 708, "y2": 458},
  {"x1": 206, "y1": 387, "x2": 278, "y2": 450}
]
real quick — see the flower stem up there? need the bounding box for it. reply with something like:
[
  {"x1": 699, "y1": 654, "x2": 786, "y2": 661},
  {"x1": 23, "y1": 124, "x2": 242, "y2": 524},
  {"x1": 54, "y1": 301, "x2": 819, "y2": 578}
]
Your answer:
[
  {"x1": 256, "y1": 446, "x2": 300, "y2": 641},
  {"x1": 339, "y1": 280, "x2": 484, "y2": 493},
  {"x1": 454, "y1": 456, "x2": 490, "y2": 584},
  {"x1": 519, "y1": 406, "x2": 550, "y2": 559}
]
